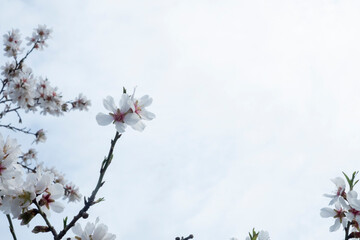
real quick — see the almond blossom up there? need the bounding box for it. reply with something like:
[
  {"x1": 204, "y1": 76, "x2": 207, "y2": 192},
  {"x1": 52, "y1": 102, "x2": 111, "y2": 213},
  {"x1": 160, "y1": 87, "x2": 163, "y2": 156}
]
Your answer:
[
  {"x1": 3, "y1": 29, "x2": 22, "y2": 57},
  {"x1": 129, "y1": 89, "x2": 155, "y2": 131},
  {"x1": 63, "y1": 182, "x2": 82, "y2": 203},
  {"x1": 71, "y1": 218, "x2": 116, "y2": 240},
  {"x1": 321, "y1": 203, "x2": 349, "y2": 232},
  {"x1": 26, "y1": 24, "x2": 52, "y2": 50},
  {"x1": 323, "y1": 177, "x2": 347, "y2": 206},
  {"x1": 0, "y1": 134, "x2": 22, "y2": 183},
  {"x1": 96, "y1": 94, "x2": 140, "y2": 133}
]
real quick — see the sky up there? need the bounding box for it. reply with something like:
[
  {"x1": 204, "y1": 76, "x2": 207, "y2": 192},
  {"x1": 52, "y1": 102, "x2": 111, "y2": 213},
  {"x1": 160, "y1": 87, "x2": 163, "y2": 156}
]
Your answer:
[{"x1": 1, "y1": 0, "x2": 360, "y2": 239}]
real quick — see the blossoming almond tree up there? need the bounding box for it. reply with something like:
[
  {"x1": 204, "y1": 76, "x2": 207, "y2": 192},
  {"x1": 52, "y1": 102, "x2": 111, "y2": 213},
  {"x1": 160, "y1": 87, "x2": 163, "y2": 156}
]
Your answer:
[{"x1": 0, "y1": 25, "x2": 154, "y2": 240}]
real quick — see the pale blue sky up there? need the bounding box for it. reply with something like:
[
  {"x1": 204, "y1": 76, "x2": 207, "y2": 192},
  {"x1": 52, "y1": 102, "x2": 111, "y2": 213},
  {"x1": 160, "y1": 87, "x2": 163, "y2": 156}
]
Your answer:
[{"x1": 1, "y1": 0, "x2": 360, "y2": 239}]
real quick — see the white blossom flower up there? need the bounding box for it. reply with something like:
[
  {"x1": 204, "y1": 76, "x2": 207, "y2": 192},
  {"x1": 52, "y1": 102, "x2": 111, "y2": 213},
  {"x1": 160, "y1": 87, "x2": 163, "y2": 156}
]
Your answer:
[
  {"x1": 1, "y1": 61, "x2": 16, "y2": 79},
  {"x1": 0, "y1": 134, "x2": 22, "y2": 182},
  {"x1": 96, "y1": 95, "x2": 140, "y2": 133},
  {"x1": 71, "y1": 93, "x2": 91, "y2": 111},
  {"x1": 21, "y1": 148, "x2": 37, "y2": 165},
  {"x1": 44, "y1": 166, "x2": 66, "y2": 185},
  {"x1": 64, "y1": 182, "x2": 82, "y2": 203},
  {"x1": 321, "y1": 203, "x2": 349, "y2": 232},
  {"x1": 3, "y1": 29, "x2": 22, "y2": 57},
  {"x1": 26, "y1": 24, "x2": 52, "y2": 50},
  {"x1": 36, "y1": 77, "x2": 64, "y2": 116},
  {"x1": 323, "y1": 177, "x2": 347, "y2": 205},
  {"x1": 34, "y1": 129, "x2": 46, "y2": 144},
  {"x1": 71, "y1": 218, "x2": 116, "y2": 240},
  {"x1": 37, "y1": 183, "x2": 65, "y2": 215},
  {"x1": 129, "y1": 89, "x2": 155, "y2": 131},
  {"x1": 5, "y1": 67, "x2": 37, "y2": 110},
  {"x1": 0, "y1": 175, "x2": 37, "y2": 218}
]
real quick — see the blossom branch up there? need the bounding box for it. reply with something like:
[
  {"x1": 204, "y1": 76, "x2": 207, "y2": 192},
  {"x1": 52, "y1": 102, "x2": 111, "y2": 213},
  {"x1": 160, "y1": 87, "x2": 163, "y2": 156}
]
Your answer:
[
  {"x1": 16, "y1": 43, "x2": 38, "y2": 70},
  {"x1": 55, "y1": 131, "x2": 121, "y2": 240},
  {"x1": 0, "y1": 123, "x2": 36, "y2": 135},
  {"x1": 17, "y1": 161, "x2": 37, "y2": 173},
  {"x1": 6, "y1": 214, "x2": 17, "y2": 240},
  {"x1": 0, "y1": 79, "x2": 8, "y2": 98},
  {"x1": 33, "y1": 200, "x2": 58, "y2": 238}
]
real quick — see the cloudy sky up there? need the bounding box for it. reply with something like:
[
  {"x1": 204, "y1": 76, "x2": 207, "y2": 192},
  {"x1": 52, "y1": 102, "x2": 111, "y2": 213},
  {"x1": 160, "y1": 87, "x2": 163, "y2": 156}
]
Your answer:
[{"x1": 1, "y1": 0, "x2": 360, "y2": 239}]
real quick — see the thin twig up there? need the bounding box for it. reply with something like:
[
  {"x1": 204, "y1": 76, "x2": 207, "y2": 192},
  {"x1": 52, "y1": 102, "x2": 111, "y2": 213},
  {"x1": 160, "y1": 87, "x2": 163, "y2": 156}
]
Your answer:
[
  {"x1": 6, "y1": 214, "x2": 17, "y2": 240},
  {"x1": 17, "y1": 161, "x2": 37, "y2": 173},
  {"x1": 0, "y1": 99, "x2": 12, "y2": 104},
  {"x1": 55, "y1": 131, "x2": 121, "y2": 240},
  {"x1": 0, "y1": 123, "x2": 36, "y2": 135},
  {"x1": 33, "y1": 200, "x2": 58, "y2": 238},
  {"x1": 4, "y1": 106, "x2": 20, "y2": 114},
  {"x1": 16, "y1": 42, "x2": 38, "y2": 70}
]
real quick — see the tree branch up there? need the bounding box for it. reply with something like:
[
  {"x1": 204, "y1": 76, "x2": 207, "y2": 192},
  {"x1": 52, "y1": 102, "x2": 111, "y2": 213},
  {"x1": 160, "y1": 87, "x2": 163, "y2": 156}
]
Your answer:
[
  {"x1": 33, "y1": 200, "x2": 58, "y2": 238},
  {"x1": 0, "y1": 123, "x2": 36, "y2": 135},
  {"x1": 6, "y1": 214, "x2": 17, "y2": 240},
  {"x1": 55, "y1": 131, "x2": 121, "y2": 240}
]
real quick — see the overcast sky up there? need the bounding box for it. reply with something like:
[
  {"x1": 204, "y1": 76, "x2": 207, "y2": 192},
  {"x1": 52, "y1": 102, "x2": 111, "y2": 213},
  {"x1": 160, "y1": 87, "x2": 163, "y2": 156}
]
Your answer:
[{"x1": 1, "y1": 0, "x2": 360, "y2": 239}]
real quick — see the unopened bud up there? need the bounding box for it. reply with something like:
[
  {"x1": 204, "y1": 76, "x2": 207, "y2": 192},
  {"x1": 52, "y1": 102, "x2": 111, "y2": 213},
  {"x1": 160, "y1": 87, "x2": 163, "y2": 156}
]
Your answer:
[
  {"x1": 62, "y1": 103, "x2": 69, "y2": 112},
  {"x1": 18, "y1": 209, "x2": 39, "y2": 225},
  {"x1": 82, "y1": 212, "x2": 89, "y2": 219},
  {"x1": 32, "y1": 226, "x2": 50, "y2": 233}
]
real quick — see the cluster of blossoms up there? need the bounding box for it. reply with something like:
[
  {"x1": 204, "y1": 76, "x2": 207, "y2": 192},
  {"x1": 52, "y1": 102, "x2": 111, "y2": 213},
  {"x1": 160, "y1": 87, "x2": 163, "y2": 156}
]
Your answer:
[
  {"x1": 70, "y1": 217, "x2": 116, "y2": 240},
  {"x1": 0, "y1": 26, "x2": 107, "y2": 239},
  {"x1": 25, "y1": 24, "x2": 51, "y2": 50},
  {"x1": 0, "y1": 133, "x2": 81, "y2": 224},
  {"x1": 1, "y1": 25, "x2": 90, "y2": 119},
  {"x1": 96, "y1": 88, "x2": 155, "y2": 133},
  {"x1": 3, "y1": 29, "x2": 22, "y2": 58},
  {"x1": 321, "y1": 172, "x2": 360, "y2": 238}
]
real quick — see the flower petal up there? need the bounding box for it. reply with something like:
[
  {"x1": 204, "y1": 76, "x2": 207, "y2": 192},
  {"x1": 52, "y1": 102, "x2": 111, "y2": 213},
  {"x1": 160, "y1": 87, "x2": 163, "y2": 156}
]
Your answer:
[
  {"x1": 320, "y1": 207, "x2": 335, "y2": 218},
  {"x1": 72, "y1": 223, "x2": 83, "y2": 236},
  {"x1": 141, "y1": 110, "x2": 155, "y2": 120},
  {"x1": 93, "y1": 224, "x2": 108, "y2": 240},
  {"x1": 96, "y1": 113, "x2": 113, "y2": 126},
  {"x1": 124, "y1": 113, "x2": 140, "y2": 125},
  {"x1": 119, "y1": 94, "x2": 131, "y2": 113},
  {"x1": 329, "y1": 218, "x2": 341, "y2": 232},
  {"x1": 139, "y1": 95, "x2": 152, "y2": 107},
  {"x1": 50, "y1": 201, "x2": 64, "y2": 213},
  {"x1": 103, "y1": 96, "x2": 116, "y2": 112},
  {"x1": 115, "y1": 122, "x2": 126, "y2": 133},
  {"x1": 131, "y1": 120, "x2": 146, "y2": 132}
]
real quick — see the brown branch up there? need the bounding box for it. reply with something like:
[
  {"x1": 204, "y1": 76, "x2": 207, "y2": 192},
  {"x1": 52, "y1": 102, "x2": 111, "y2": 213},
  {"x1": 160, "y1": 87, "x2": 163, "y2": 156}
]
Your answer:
[
  {"x1": 16, "y1": 42, "x2": 38, "y2": 70},
  {"x1": 17, "y1": 161, "x2": 37, "y2": 173},
  {"x1": 0, "y1": 123, "x2": 36, "y2": 135},
  {"x1": 55, "y1": 131, "x2": 121, "y2": 240},
  {"x1": 33, "y1": 200, "x2": 58, "y2": 238},
  {"x1": 6, "y1": 214, "x2": 17, "y2": 240}
]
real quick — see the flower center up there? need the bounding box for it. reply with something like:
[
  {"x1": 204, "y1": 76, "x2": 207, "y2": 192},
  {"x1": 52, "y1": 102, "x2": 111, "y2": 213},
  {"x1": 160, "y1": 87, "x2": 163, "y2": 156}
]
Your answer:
[
  {"x1": 134, "y1": 102, "x2": 141, "y2": 114},
  {"x1": 113, "y1": 109, "x2": 125, "y2": 122}
]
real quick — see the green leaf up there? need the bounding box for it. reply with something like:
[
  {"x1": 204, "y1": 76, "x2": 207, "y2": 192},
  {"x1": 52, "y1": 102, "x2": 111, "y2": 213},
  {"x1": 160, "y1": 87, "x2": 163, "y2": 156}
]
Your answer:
[
  {"x1": 343, "y1": 172, "x2": 351, "y2": 184},
  {"x1": 354, "y1": 179, "x2": 359, "y2": 188},
  {"x1": 63, "y1": 216, "x2": 68, "y2": 229}
]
